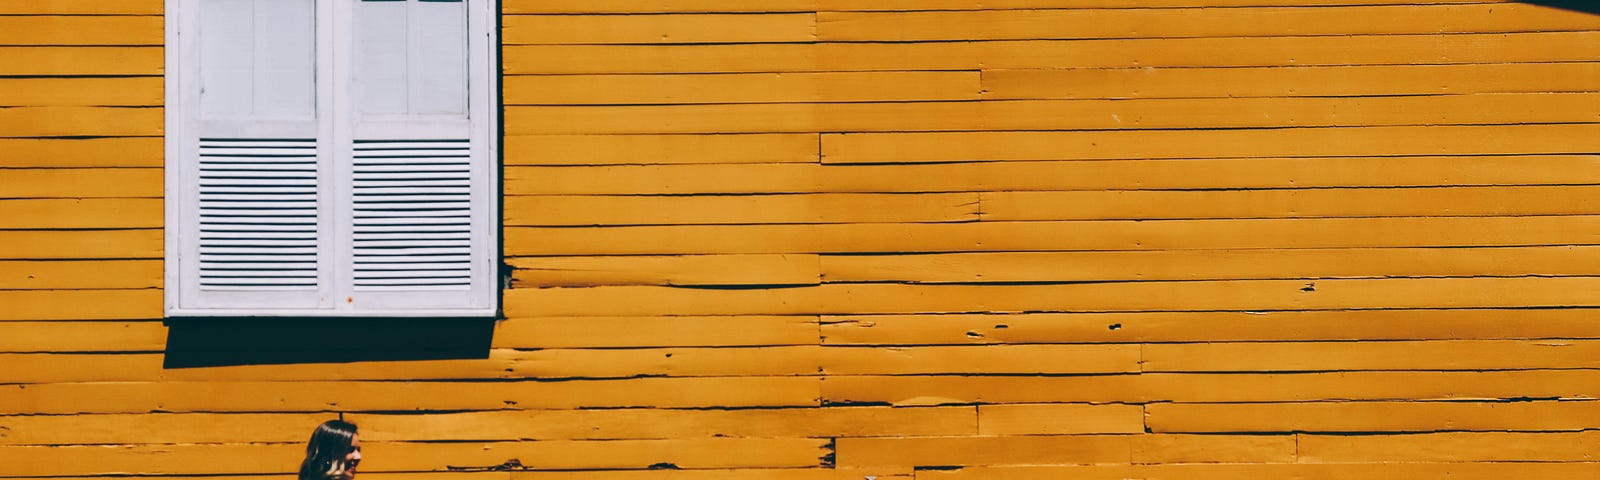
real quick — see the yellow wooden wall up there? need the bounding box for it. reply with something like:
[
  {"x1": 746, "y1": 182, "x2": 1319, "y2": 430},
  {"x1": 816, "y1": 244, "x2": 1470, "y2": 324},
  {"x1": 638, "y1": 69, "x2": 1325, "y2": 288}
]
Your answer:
[{"x1": 5, "y1": 0, "x2": 1600, "y2": 478}]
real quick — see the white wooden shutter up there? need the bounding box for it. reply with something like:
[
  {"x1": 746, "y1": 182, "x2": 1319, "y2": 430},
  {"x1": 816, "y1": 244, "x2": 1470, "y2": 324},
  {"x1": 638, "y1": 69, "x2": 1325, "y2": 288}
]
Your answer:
[{"x1": 168, "y1": 0, "x2": 496, "y2": 317}]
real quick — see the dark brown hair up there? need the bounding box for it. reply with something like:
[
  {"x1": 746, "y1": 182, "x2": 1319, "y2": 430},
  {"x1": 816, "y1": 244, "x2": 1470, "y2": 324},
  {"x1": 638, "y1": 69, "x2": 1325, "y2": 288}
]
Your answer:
[{"x1": 298, "y1": 420, "x2": 358, "y2": 480}]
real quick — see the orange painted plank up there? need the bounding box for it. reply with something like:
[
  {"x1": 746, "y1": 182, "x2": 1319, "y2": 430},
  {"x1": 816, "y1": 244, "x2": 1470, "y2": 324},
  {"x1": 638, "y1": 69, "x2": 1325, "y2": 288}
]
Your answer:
[
  {"x1": 504, "y1": 71, "x2": 979, "y2": 105},
  {"x1": 0, "y1": 377, "x2": 819, "y2": 414},
  {"x1": 821, "y1": 370, "x2": 1600, "y2": 405},
  {"x1": 917, "y1": 463, "x2": 1600, "y2": 480},
  {"x1": 354, "y1": 406, "x2": 973, "y2": 441},
  {"x1": 493, "y1": 315, "x2": 819, "y2": 349},
  {"x1": 0, "y1": 0, "x2": 163, "y2": 14},
  {"x1": 820, "y1": 309, "x2": 1600, "y2": 345},
  {"x1": 506, "y1": 346, "x2": 822, "y2": 378},
  {"x1": 0, "y1": 47, "x2": 162, "y2": 75},
  {"x1": 822, "y1": 124, "x2": 1600, "y2": 163},
  {"x1": 1144, "y1": 340, "x2": 1600, "y2": 372},
  {"x1": 834, "y1": 435, "x2": 1131, "y2": 467},
  {"x1": 822, "y1": 246, "x2": 1600, "y2": 284},
  {"x1": 514, "y1": 469, "x2": 910, "y2": 480},
  {"x1": 1131, "y1": 434, "x2": 1296, "y2": 464},
  {"x1": 820, "y1": 0, "x2": 1519, "y2": 11},
  {"x1": 0, "y1": 15, "x2": 162, "y2": 45},
  {"x1": 0, "y1": 229, "x2": 161, "y2": 259},
  {"x1": 0, "y1": 198, "x2": 161, "y2": 229},
  {"x1": 0, "y1": 289, "x2": 160, "y2": 321},
  {"x1": 986, "y1": 185, "x2": 1600, "y2": 220},
  {"x1": 0, "y1": 107, "x2": 162, "y2": 137},
  {"x1": 0, "y1": 138, "x2": 162, "y2": 167},
  {"x1": 0, "y1": 260, "x2": 160, "y2": 289},
  {"x1": 505, "y1": 93, "x2": 1600, "y2": 134},
  {"x1": 820, "y1": 344, "x2": 1139, "y2": 375},
  {"x1": 0, "y1": 321, "x2": 165, "y2": 352},
  {"x1": 506, "y1": 156, "x2": 1600, "y2": 195},
  {"x1": 1147, "y1": 401, "x2": 1600, "y2": 433},
  {"x1": 503, "y1": 14, "x2": 814, "y2": 45},
  {"x1": 0, "y1": 77, "x2": 163, "y2": 106},
  {"x1": 504, "y1": 134, "x2": 817, "y2": 166},
  {"x1": 0, "y1": 412, "x2": 327, "y2": 445},
  {"x1": 1299, "y1": 431, "x2": 1600, "y2": 462},
  {"x1": 0, "y1": 351, "x2": 513, "y2": 384},
  {"x1": 503, "y1": 32, "x2": 1600, "y2": 74},
  {"x1": 503, "y1": 0, "x2": 818, "y2": 14},
  {"x1": 818, "y1": 4, "x2": 1600, "y2": 41},
  {"x1": 505, "y1": 277, "x2": 1600, "y2": 317},
  {"x1": 0, "y1": 438, "x2": 827, "y2": 476},
  {"x1": 503, "y1": 193, "x2": 979, "y2": 226},
  {"x1": 984, "y1": 63, "x2": 1600, "y2": 100},
  {"x1": 1, "y1": 475, "x2": 499, "y2": 480},
  {"x1": 506, "y1": 215, "x2": 1600, "y2": 256},
  {"x1": 0, "y1": 168, "x2": 162, "y2": 198},
  {"x1": 976, "y1": 403, "x2": 1143, "y2": 435},
  {"x1": 509, "y1": 254, "x2": 819, "y2": 287}
]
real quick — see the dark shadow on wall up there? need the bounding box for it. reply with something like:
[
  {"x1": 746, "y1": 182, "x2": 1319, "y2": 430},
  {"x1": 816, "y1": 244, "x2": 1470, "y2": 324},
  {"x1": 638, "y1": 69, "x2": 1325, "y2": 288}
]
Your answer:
[
  {"x1": 163, "y1": 317, "x2": 496, "y2": 368},
  {"x1": 1519, "y1": 1, "x2": 1600, "y2": 14}
]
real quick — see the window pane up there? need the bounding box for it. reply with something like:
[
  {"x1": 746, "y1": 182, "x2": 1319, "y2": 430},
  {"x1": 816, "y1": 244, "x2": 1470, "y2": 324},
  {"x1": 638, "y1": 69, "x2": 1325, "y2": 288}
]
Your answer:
[{"x1": 199, "y1": 0, "x2": 315, "y2": 117}]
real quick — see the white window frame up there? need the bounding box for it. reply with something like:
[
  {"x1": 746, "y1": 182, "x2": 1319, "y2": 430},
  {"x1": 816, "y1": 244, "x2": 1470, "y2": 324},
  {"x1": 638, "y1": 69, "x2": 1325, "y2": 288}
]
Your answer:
[{"x1": 164, "y1": 0, "x2": 500, "y2": 318}]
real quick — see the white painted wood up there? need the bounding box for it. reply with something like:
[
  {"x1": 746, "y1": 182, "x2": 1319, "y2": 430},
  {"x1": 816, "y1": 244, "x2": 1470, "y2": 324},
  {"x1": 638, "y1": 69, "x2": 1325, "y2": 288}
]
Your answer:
[{"x1": 169, "y1": 0, "x2": 497, "y2": 317}]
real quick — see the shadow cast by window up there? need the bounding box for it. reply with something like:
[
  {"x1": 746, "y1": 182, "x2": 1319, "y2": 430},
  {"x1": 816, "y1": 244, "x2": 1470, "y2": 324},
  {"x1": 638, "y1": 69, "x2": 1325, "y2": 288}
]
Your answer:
[
  {"x1": 163, "y1": 317, "x2": 496, "y2": 368},
  {"x1": 1520, "y1": 1, "x2": 1600, "y2": 14}
]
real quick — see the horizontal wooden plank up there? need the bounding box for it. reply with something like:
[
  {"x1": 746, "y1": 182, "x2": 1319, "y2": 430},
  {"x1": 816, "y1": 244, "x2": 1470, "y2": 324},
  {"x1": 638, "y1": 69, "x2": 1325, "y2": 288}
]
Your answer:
[
  {"x1": 820, "y1": 344, "x2": 1139, "y2": 375},
  {"x1": 0, "y1": 137, "x2": 162, "y2": 167},
  {"x1": 507, "y1": 346, "x2": 822, "y2": 378},
  {"x1": 505, "y1": 134, "x2": 817, "y2": 166},
  {"x1": 987, "y1": 185, "x2": 1600, "y2": 220},
  {"x1": 820, "y1": 370, "x2": 1600, "y2": 405},
  {"x1": 835, "y1": 435, "x2": 1130, "y2": 467},
  {"x1": 0, "y1": 47, "x2": 162, "y2": 75},
  {"x1": 0, "y1": 321, "x2": 165, "y2": 352},
  {"x1": 506, "y1": 156, "x2": 1600, "y2": 195},
  {"x1": 504, "y1": 71, "x2": 979, "y2": 105},
  {"x1": 0, "y1": 0, "x2": 162, "y2": 14},
  {"x1": 0, "y1": 168, "x2": 162, "y2": 198},
  {"x1": 984, "y1": 63, "x2": 1600, "y2": 100},
  {"x1": 818, "y1": 0, "x2": 1521, "y2": 11},
  {"x1": 1131, "y1": 434, "x2": 1297, "y2": 464},
  {"x1": 0, "y1": 259, "x2": 160, "y2": 289},
  {"x1": 0, "y1": 15, "x2": 162, "y2": 45},
  {"x1": 515, "y1": 469, "x2": 911, "y2": 480},
  {"x1": 504, "y1": 13, "x2": 814, "y2": 45},
  {"x1": 1298, "y1": 431, "x2": 1600, "y2": 462},
  {"x1": 820, "y1": 309, "x2": 1600, "y2": 345},
  {"x1": 0, "y1": 352, "x2": 513, "y2": 384},
  {"x1": 493, "y1": 315, "x2": 819, "y2": 349},
  {"x1": 0, "y1": 438, "x2": 829, "y2": 476},
  {"x1": 976, "y1": 403, "x2": 1143, "y2": 435},
  {"x1": 6, "y1": 474, "x2": 508, "y2": 480},
  {"x1": 822, "y1": 124, "x2": 1600, "y2": 163},
  {"x1": 918, "y1": 463, "x2": 1600, "y2": 480},
  {"x1": 1146, "y1": 400, "x2": 1600, "y2": 433},
  {"x1": 503, "y1": 32, "x2": 1600, "y2": 74},
  {"x1": 0, "y1": 77, "x2": 162, "y2": 106},
  {"x1": 505, "y1": 93, "x2": 1600, "y2": 134},
  {"x1": 822, "y1": 246, "x2": 1600, "y2": 284},
  {"x1": 0, "y1": 106, "x2": 162, "y2": 137},
  {"x1": 818, "y1": 4, "x2": 1600, "y2": 42},
  {"x1": 503, "y1": 0, "x2": 818, "y2": 14},
  {"x1": 506, "y1": 215, "x2": 1600, "y2": 256},
  {"x1": 0, "y1": 408, "x2": 966, "y2": 445},
  {"x1": 0, "y1": 377, "x2": 820, "y2": 414},
  {"x1": 0, "y1": 229, "x2": 161, "y2": 259},
  {"x1": 509, "y1": 254, "x2": 819, "y2": 287},
  {"x1": 0, "y1": 289, "x2": 159, "y2": 321},
  {"x1": 505, "y1": 277, "x2": 1600, "y2": 317},
  {"x1": 504, "y1": 193, "x2": 979, "y2": 226},
  {"x1": 1144, "y1": 340, "x2": 1600, "y2": 372},
  {"x1": 0, "y1": 198, "x2": 161, "y2": 229}
]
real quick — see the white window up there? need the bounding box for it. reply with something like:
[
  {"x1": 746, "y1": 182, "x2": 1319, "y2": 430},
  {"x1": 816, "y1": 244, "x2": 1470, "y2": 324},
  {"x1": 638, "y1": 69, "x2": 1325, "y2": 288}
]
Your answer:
[{"x1": 164, "y1": 0, "x2": 498, "y2": 317}]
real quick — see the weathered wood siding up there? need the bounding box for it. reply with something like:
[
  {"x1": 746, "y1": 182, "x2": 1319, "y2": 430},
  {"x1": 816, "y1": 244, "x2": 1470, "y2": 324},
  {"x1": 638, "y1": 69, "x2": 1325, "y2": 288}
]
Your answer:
[{"x1": 5, "y1": 0, "x2": 1600, "y2": 478}]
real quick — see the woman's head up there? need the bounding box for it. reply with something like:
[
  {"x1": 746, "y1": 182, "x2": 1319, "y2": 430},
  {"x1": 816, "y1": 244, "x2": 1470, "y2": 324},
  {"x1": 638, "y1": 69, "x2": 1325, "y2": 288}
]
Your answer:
[{"x1": 298, "y1": 420, "x2": 361, "y2": 480}]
